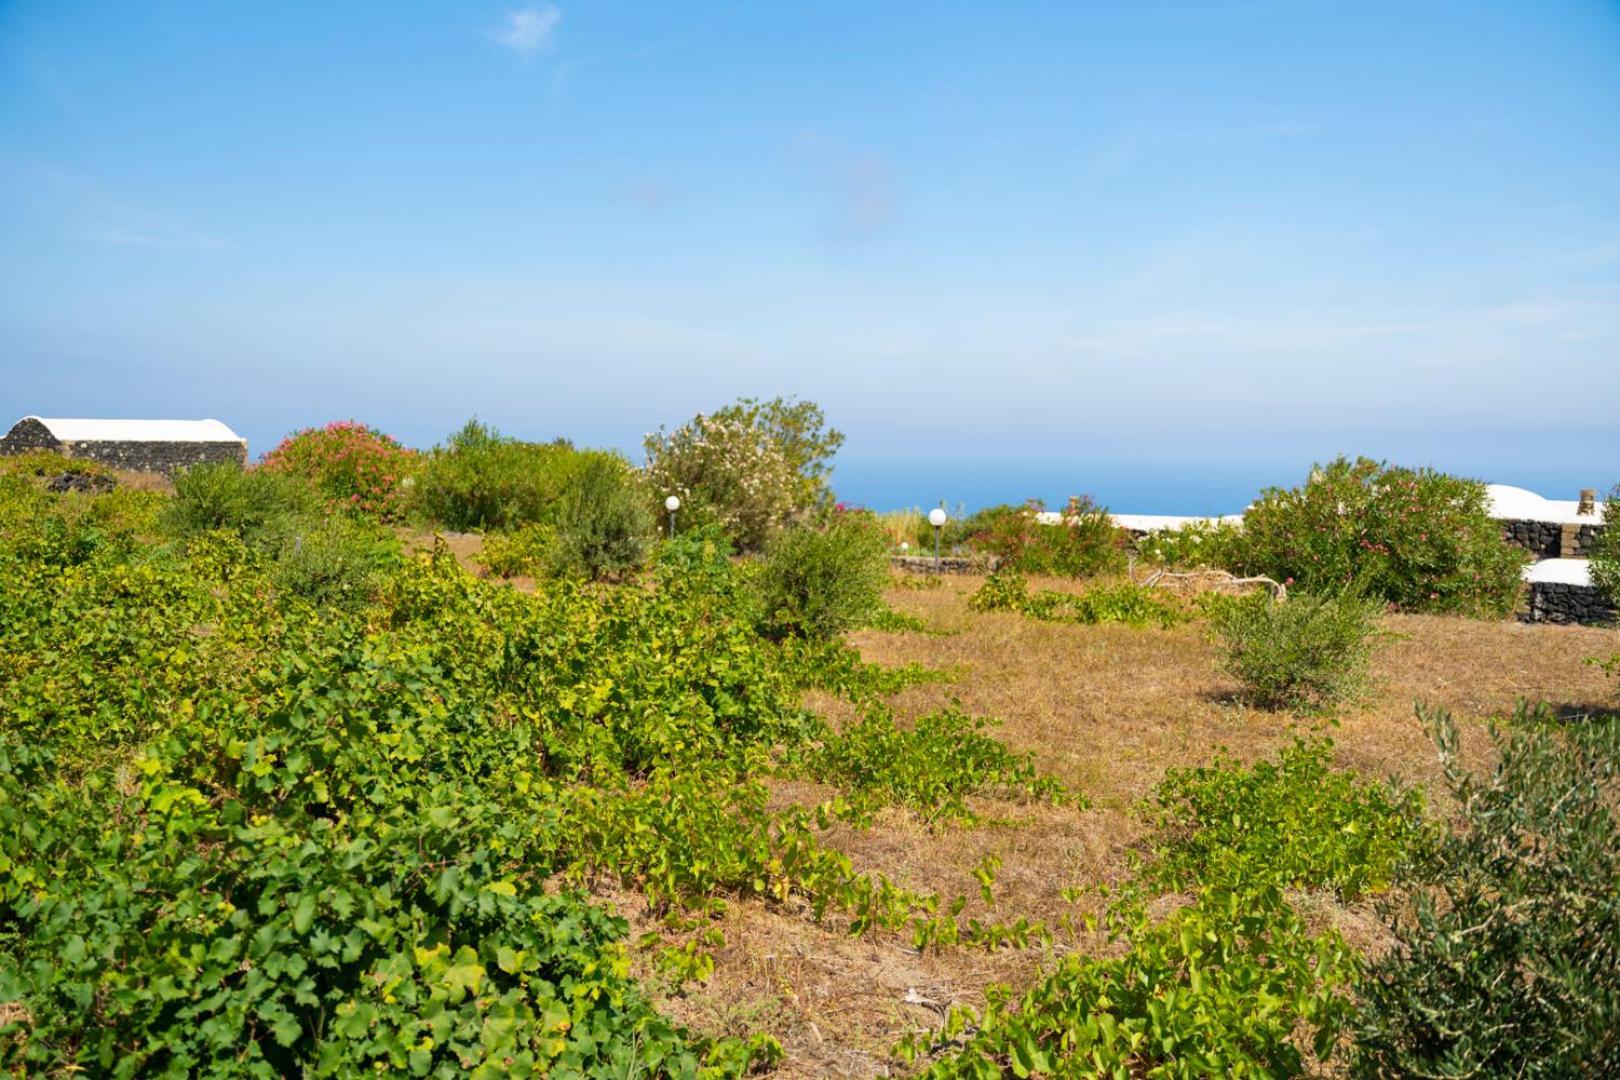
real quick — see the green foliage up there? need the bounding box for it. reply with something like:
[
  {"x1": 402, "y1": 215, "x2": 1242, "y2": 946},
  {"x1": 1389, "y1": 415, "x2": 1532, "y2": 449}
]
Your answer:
[
  {"x1": 0, "y1": 480, "x2": 1064, "y2": 1073},
  {"x1": 755, "y1": 513, "x2": 890, "y2": 640},
  {"x1": 162, "y1": 461, "x2": 316, "y2": 543},
  {"x1": 1149, "y1": 738, "x2": 1429, "y2": 900},
  {"x1": 969, "y1": 568, "x2": 1187, "y2": 628},
  {"x1": 267, "y1": 514, "x2": 400, "y2": 609},
  {"x1": 260, "y1": 420, "x2": 417, "y2": 521},
  {"x1": 643, "y1": 396, "x2": 840, "y2": 550},
  {"x1": 411, "y1": 419, "x2": 578, "y2": 532},
  {"x1": 904, "y1": 885, "x2": 1358, "y2": 1079},
  {"x1": 1207, "y1": 591, "x2": 1382, "y2": 712},
  {"x1": 962, "y1": 497, "x2": 1125, "y2": 577},
  {"x1": 1137, "y1": 518, "x2": 1246, "y2": 570},
  {"x1": 478, "y1": 522, "x2": 556, "y2": 578},
  {"x1": 707, "y1": 396, "x2": 844, "y2": 514},
  {"x1": 803, "y1": 708, "x2": 1070, "y2": 825},
  {"x1": 1590, "y1": 483, "x2": 1620, "y2": 604},
  {"x1": 546, "y1": 451, "x2": 654, "y2": 581},
  {"x1": 1352, "y1": 705, "x2": 1620, "y2": 1078},
  {"x1": 1235, "y1": 456, "x2": 1526, "y2": 616}
]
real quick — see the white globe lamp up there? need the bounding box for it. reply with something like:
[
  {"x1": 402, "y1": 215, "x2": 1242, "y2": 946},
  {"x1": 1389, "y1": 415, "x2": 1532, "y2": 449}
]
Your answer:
[{"x1": 664, "y1": 494, "x2": 681, "y2": 538}]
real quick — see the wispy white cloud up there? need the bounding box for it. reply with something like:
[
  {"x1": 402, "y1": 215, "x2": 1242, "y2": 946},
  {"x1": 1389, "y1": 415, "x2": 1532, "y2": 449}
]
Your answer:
[
  {"x1": 491, "y1": 5, "x2": 561, "y2": 53},
  {"x1": 86, "y1": 227, "x2": 227, "y2": 251}
]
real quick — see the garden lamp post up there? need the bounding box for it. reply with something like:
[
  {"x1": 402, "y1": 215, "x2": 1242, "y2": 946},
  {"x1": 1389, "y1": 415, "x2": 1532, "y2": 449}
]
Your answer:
[
  {"x1": 664, "y1": 494, "x2": 680, "y2": 539},
  {"x1": 928, "y1": 506, "x2": 948, "y2": 570}
]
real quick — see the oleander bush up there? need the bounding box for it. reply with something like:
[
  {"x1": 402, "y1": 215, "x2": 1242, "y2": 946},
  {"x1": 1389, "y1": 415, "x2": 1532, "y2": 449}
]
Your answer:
[
  {"x1": 755, "y1": 512, "x2": 891, "y2": 640},
  {"x1": 1234, "y1": 457, "x2": 1526, "y2": 616},
  {"x1": 1137, "y1": 517, "x2": 1247, "y2": 570},
  {"x1": 1208, "y1": 591, "x2": 1382, "y2": 712},
  {"x1": 260, "y1": 420, "x2": 417, "y2": 521},
  {"x1": 642, "y1": 396, "x2": 842, "y2": 551},
  {"x1": 1352, "y1": 706, "x2": 1620, "y2": 1077}
]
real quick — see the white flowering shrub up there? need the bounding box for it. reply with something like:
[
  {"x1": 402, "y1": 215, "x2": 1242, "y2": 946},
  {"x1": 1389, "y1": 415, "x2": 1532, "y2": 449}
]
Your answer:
[{"x1": 643, "y1": 413, "x2": 801, "y2": 550}]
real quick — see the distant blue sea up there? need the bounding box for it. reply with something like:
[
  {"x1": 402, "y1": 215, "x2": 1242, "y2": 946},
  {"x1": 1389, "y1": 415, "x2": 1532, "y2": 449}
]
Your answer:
[{"x1": 830, "y1": 457, "x2": 1609, "y2": 516}]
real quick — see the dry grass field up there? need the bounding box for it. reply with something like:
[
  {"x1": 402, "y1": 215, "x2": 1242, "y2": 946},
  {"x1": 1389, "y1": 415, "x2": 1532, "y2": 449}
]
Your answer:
[{"x1": 633, "y1": 571, "x2": 1619, "y2": 1078}]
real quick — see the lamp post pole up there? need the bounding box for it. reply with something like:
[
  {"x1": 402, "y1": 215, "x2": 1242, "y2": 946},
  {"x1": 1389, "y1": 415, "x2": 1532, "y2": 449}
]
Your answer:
[
  {"x1": 664, "y1": 494, "x2": 681, "y2": 540},
  {"x1": 927, "y1": 507, "x2": 948, "y2": 571}
]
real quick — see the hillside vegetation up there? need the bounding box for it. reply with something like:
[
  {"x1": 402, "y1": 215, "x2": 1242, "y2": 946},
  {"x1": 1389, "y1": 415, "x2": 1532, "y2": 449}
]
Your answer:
[{"x1": 2, "y1": 413, "x2": 1616, "y2": 1078}]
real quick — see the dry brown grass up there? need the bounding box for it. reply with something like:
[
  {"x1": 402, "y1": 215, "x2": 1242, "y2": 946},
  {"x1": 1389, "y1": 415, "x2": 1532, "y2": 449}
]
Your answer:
[{"x1": 608, "y1": 571, "x2": 1619, "y2": 1077}]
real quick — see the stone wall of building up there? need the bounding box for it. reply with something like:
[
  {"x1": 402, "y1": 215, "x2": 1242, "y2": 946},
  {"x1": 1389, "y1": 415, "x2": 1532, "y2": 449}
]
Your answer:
[
  {"x1": 55, "y1": 438, "x2": 248, "y2": 475},
  {"x1": 1521, "y1": 581, "x2": 1615, "y2": 625},
  {"x1": 0, "y1": 417, "x2": 58, "y2": 454},
  {"x1": 1500, "y1": 518, "x2": 1605, "y2": 558}
]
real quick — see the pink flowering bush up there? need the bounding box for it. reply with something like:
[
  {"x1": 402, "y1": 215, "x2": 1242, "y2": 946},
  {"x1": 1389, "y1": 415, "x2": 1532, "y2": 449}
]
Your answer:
[
  {"x1": 1234, "y1": 457, "x2": 1526, "y2": 616},
  {"x1": 260, "y1": 421, "x2": 416, "y2": 522}
]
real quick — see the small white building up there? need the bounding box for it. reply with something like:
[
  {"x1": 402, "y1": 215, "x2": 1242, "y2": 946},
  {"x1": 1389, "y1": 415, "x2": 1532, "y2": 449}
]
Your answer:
[{"x1": 0, "y1": 416, "x2": 248, "y2": 475}]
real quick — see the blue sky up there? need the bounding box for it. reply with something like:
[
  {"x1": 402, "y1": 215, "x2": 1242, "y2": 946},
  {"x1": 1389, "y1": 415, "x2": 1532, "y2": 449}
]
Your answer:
[{"x1": 2, "y1": 2, "x2": 1617, "y2": 508}]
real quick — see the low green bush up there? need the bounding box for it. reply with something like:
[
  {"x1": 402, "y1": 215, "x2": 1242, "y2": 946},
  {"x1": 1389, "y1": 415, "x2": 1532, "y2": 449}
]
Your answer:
[
  {"x1": 902, "y1": 884, "x2": 1358, "y2": 1078},
  {"x1": 1208, "y1": 591, "x2": 1382, "y2": 711},
  {"x1": 804, "y1": 707, "x2": 1068, "y2": 825},
  {"x1": 268, "y1": 515, "x2": 400, "y2": 609},
  {"x1": 411, "y1": 419, "x2": 578, "y2": 532},
  {"x1": 162, "y1": 462, "x2": 315, "y2": 544},
  {"x1": 1235, "y1": 457, "x2": 1526, "y2": 616},
  {"x1": 1352, "y1": 705, "x2": 1620, "y2": 1077},
  {"x1": 1149, "y1": 737, "x2": 1429, "y2": 900},
  {"x1": 755, "y1": 513, "x2": 890, "y2": 640},
  {"x1": 962, "y1": 497, "x2": 1125, "y2": 577},
  {"x1": 546, "y1": 451, "x2": 654, "y2": 581},
  {"x1": 478, "y1": 523, "x2": 555, "y2": 578},
  {"x1": 968, "y1": 568, "x2": 1186, "y2": 628}
]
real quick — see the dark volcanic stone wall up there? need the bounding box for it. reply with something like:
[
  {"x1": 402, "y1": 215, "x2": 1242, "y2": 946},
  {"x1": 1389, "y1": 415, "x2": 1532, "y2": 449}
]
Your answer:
[
  {"x1": 0, "y1": 417, "x2": 58, "y2": 454},
  {"x1": 1500, "y1": 519, "x2": 1562, "y2": 558},
  {"x1": 1521, "y1": 581, "x2": 1615, "y2": 625},
  {"x1": 57, "y1": 439, "x2": 247, "y2": 475},
  {"x1": 1500, "y1": 519, "x2": 1606, "y2": 558}
]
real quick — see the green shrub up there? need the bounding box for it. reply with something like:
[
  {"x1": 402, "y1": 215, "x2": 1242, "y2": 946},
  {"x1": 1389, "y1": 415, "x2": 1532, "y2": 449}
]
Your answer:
[
  {"x1": 162, "y1": 462, "x2": 315, "y2": 544},
  {"x1": 755, "y1": 513, "x2": 890, "y2": 640},
  {"x1": 1590, "y1": 484, "x2": 1620, "y2": 605},
  {"x1": 968, "y1": 568, "x2": 1186, "y2": 628},
  {"x1": 1352, "y1": 706, "x2": 1620, "y2": 1077},
  {"x1": 268, "y1": 515, "x2": 399, "y2": 609},
  {"x1": 412, "y1": 419, "x2": 578, "y2": 531},
  {"x1": 1137, "y1": 518, "x2": 1246, "y2": 570},
  {"x1": 547, "y1": 451, "x2": 654, "y2": 581},
  {"x1": 478, "y1": 522, "x2": 556, "y2": 578},
  {"x1": 1150, "y1": 737, "x2": 1429, "y2": 900},
  {"x1": 260, "y1": 420, "x2": 417, "y2": 521},
  {"x1": 805, "y1": 707, "x2": 1068, "y2": 825},
  {"x1": 1235, "y1": 457, "x2": 1526, "y2": 616},
  {"x1": 963, "y1": 497, "x2": 1125, "y2": 577},
  {"x1": 903, "y1": 884, "x2": 1358, "y2": 1078},
  {"x1": 643, "y1": 396, "x2": 841, "y2": 550},
  {"x1": 1208, "y1": 591, "x2": 1382, "y2": 711}
]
